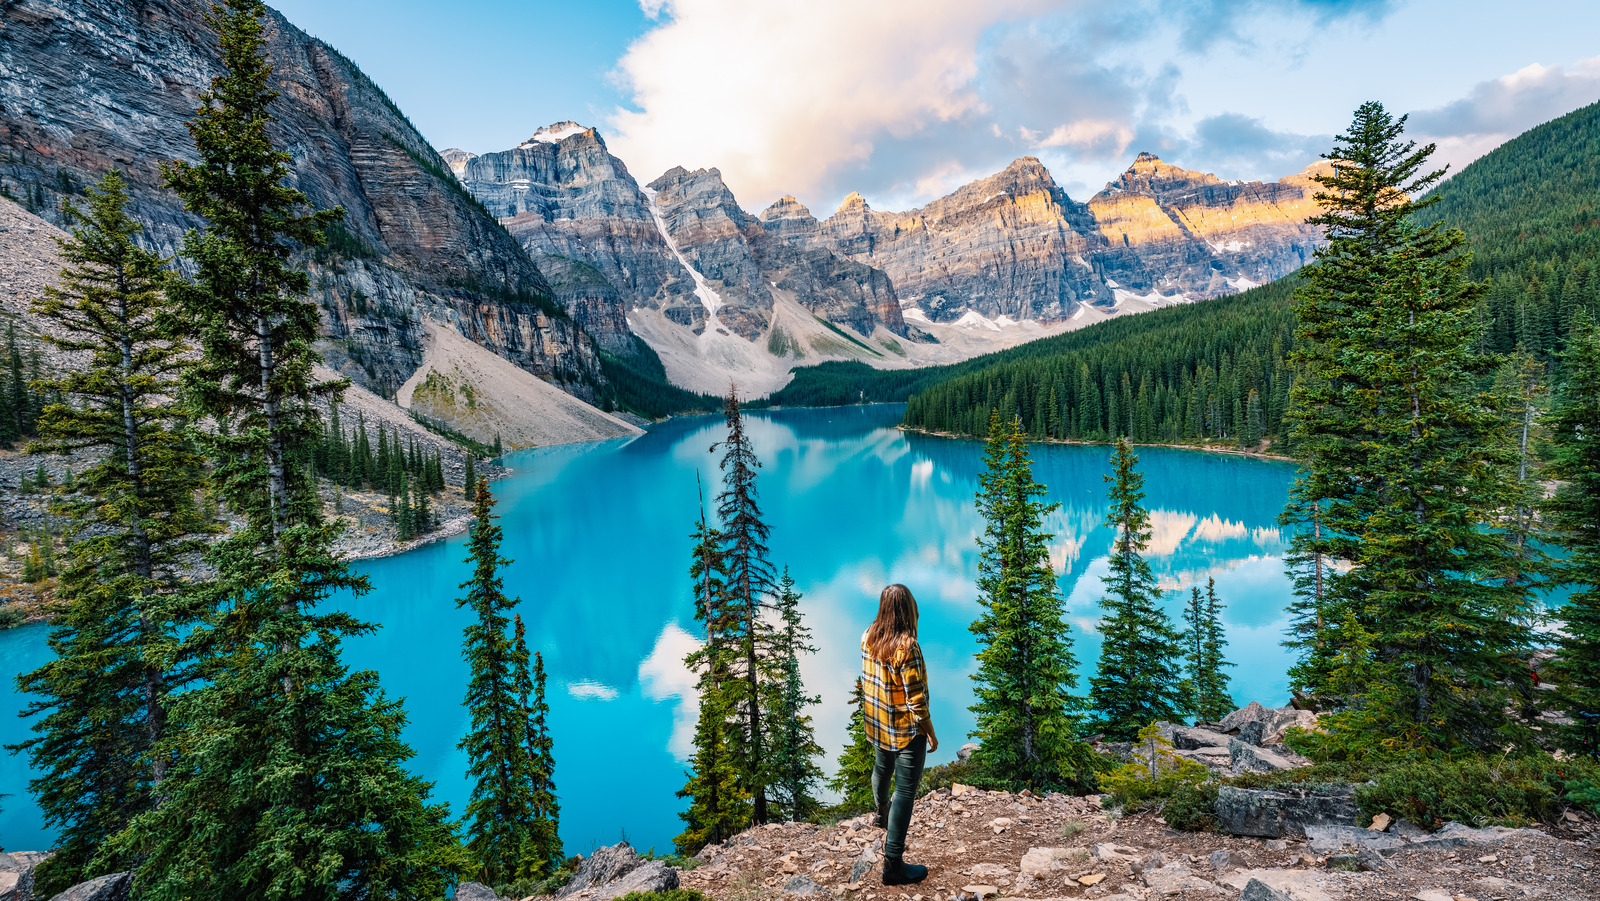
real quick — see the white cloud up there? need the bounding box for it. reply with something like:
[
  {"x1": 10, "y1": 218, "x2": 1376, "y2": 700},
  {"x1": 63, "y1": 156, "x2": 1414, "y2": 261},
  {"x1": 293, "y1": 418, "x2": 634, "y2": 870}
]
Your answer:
[
  {"x1": 638, "y1": 622, "x2": 703, "y2": 761},
  {"x1": 607, "y1": 0, "x2": 1059, "y2": 207},
  {"x1": 1411, "y1": 56, "x2": 1600, "y2": 176},
  {"x1": 566, "y1": 680, "x2": 621, "y2": 701}
]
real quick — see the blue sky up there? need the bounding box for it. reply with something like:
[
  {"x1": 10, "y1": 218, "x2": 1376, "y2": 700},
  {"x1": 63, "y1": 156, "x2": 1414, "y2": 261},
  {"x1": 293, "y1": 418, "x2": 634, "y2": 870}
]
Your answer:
[{"x1": 271, "y1": 0, "x2": 1600, "y2": 213}]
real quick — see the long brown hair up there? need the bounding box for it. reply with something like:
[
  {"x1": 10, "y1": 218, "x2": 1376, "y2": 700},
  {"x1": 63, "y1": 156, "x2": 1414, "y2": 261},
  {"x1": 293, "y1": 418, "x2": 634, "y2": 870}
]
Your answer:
[{"x1": 866, "y1": 583, "x2": 919, "y2": 662}]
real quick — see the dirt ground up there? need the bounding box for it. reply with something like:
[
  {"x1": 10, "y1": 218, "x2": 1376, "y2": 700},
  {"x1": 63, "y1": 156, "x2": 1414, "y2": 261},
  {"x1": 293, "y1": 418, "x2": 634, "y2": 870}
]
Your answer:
[{"x1": 679, "y1": 785, "x2": 1600, "y2": 901}]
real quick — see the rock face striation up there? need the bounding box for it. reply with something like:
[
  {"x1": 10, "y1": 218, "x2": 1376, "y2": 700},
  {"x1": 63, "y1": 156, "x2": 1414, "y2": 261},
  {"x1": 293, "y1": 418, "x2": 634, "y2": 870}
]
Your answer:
[
  {"x1": 451, "y1": 125, "x2": 1327, "y2": 394},
  {"x1": 454, "y1": 130, "x2": 909, "y2": 347},
  {"x1": 779, "y1": 154, "x2": 1327, "y2": 323},
  {"x1": 0, "y1": 0, "x2": 606, "y2": 402},
  {"x1": 1086, "y1": 153, "x2": 1326, "y2": 300}
]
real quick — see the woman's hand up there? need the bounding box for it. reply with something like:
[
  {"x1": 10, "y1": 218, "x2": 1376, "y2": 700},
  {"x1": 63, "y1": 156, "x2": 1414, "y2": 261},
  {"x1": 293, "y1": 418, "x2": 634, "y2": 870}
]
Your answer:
[{"x1": 921, "y1": 722, "x2": 938, "y2": 753}]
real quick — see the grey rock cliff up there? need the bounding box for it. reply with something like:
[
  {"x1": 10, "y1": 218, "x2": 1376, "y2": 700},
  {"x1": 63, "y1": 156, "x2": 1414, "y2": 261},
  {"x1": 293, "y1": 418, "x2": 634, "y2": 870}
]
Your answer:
[{"x1": 0, "y1": 0, "x2": 606, "y2": 401}]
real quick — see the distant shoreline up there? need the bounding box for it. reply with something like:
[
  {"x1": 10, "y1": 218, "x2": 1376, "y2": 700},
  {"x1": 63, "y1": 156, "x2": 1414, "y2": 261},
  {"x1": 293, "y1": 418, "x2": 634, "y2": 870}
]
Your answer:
[{"x1": 898, "y1": 425, "x2": 1299, "y2": 463}]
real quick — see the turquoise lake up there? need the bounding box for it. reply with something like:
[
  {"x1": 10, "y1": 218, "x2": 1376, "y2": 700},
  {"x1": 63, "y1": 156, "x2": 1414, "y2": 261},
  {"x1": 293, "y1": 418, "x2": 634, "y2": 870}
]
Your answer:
[{"x1": 2, "y1": 404, "x2": 1302, "y2": 854}]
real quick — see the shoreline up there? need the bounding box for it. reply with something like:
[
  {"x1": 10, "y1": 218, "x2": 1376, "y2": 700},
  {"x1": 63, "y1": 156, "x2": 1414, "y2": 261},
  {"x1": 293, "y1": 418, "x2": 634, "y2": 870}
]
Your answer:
[{"x1": 898, "y1": 424, "x2": 1298, "y2": 463}]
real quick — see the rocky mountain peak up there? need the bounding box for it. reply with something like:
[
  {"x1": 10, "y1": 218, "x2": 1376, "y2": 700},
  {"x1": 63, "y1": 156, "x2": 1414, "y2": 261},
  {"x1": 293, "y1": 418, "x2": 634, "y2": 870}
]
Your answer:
[
  {"x1": 1103, "y1": 152, "x2": 1221, "y2": 198},
  {"x1": 520, "y1": 121, "x2": 591, "y2": 147},
  {"x1": 439, "y1": 148, "x2": 477, "y2": 179},
  {"x1": 836, "y1": 191, "x2": 869, "y2": 212},
  {"x1": 759, "y1": 195, "x2": 816, "y2": 222}
]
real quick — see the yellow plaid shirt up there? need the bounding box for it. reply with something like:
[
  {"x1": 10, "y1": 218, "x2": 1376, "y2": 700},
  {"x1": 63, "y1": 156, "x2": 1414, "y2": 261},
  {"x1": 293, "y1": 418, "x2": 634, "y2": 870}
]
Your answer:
[{"x1": 861, "y1": 631, "x2": 930, "y2": 751}]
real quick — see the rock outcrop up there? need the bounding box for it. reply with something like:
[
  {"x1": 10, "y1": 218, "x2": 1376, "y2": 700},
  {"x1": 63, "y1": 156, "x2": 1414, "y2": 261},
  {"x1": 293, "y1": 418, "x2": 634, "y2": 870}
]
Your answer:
[
  {"x1": 789, "y1": 158, "x2": 1111, "y2": 323},
  {"x1": 1086, "y1": 153, "x2": 1325, "y2": 299},
  {"x1": 556, "y1": 842, "x2": 679, "y2": 901},
  {"x1": 0, "y1": 0, "x2": 606, "y2": 401},
  {"x1": 456, "y1": 130, "x2": 910, "y2": 348}
]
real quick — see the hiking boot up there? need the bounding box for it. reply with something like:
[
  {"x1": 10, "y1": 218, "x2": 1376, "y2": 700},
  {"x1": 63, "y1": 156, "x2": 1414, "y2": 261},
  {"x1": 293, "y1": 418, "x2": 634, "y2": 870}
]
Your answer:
[{"x1": 882, "y1": 855, "x2": 928, "y2": 885}]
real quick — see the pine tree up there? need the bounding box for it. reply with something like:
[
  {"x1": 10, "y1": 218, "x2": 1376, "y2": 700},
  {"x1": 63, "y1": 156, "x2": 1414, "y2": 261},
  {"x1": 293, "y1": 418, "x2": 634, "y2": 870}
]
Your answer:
[
  {"x1": 457, "y1": 477, "x2": 539, "y2": 885},
  {"x1": 676, "y1": 478, "x2": 747, "y2": 853},
  {"x1": 415, "y1": 479, "x2": 432, "y2": 533},
  {"x1": 970, "y1": 410, "x2": 1090, "y2": 786},
  {"x1": 7, "y1": 322, "x2": 29, "y2": 441},
  {"x1": 1283, "y1": 103, "x2": 1537, "y2": 754},
  {"x1": 826, "y1": 679, "x2": 877, "y2": 813},
  {"x1": 116, "y1": 3, "x2": 463, "y2": 895},
  {"x1": 1182, "y1": 579, "x2": 1234, "y2": 722},
  {"x1": 513, "y1": 617, "x2": 561, "y2": 876},
  {"x1": 1089, "y1": 439, "x2": 1186, "y2": 740},
  {"x1": 710, "y1": 388, "x2": 780, "y2": 823},
  {"x1": 1545, "y1": 311, "x2": 1600, "y2": 757},
  {"x1": 376, "y1": 421, "x2": 391, "y2": 481},
  {"x1": 767, "y1": 568, "x2": 823, "y2": 821},
  {"x1": 674, "y1": 684, "x2": 749, "y2": 854},
  {"x1": 1491, "y1": 348, "x2": 1549, "y2": 591},
  {"x1": 8, "y1": 171, "x2": 213, "y2": 895},
  {"x1": 465, "y1": 453, "x2": 476, "y2": 493}
]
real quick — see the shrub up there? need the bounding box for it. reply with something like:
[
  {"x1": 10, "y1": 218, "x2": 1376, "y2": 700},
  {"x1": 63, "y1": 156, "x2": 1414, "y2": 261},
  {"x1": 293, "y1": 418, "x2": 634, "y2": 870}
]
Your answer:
[
  {"x1": 0, "y1": 604, "x2": 23, "y2": 629},
  {"x1": 1097, "y1": 723, "x2": 1211, "y2": 813},
  {"x1": 1164, "y1": 780, "x2": 1221, "y2": 831},
  {"x1": 616, "y1": 891, "x2": 710, "y2": 901},
  {"x1": 1353, "y1": 756, "x2": 1562, "y2": 828}
]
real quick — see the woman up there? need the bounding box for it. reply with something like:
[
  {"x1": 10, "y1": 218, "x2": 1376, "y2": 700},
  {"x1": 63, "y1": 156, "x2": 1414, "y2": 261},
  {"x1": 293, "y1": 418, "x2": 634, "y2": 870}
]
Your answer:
[{"x1": 861, "y1": 583, "x2": 938, "y2": 886}]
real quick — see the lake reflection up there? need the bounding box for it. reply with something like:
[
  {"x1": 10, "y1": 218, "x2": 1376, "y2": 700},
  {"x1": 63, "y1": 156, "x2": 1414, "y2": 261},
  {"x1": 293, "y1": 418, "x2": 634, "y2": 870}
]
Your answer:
[{"x1": 0, "y1": 404, "x2": 1299, "y2": 855}]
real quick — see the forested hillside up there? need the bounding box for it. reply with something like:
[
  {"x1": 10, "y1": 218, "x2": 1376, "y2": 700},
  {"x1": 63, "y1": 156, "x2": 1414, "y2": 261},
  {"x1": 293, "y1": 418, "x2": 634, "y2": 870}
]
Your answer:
[
  {"x1": 896, "y1": 99, "x2": 1600, "y2": 444},
  {"x1": 901, "y1": 279, "x2": 1296, "y2": 444},
  {"x1": 1418, "y1": 99, "x2": 1600, "y2": 360}
]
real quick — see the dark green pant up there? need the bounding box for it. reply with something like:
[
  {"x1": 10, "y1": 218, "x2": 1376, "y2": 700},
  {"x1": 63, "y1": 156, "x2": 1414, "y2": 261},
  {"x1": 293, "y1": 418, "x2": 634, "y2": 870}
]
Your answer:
[{"x1": 872, "y1": 734, "x2": 926, "y2": 859}]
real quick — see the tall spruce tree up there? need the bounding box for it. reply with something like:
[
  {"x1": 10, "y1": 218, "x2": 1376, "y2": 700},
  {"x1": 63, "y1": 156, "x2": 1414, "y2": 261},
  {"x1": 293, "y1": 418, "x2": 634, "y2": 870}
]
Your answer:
[
  {"x1": 457, "y1": 477, "x2": 540, "y2": 885},
  {"x1": 767, "y1": 569, "x2": 823, "y2": 822},
  {"x1": 10, "y1": 171, "x2": 213, "y2": 895},
  {"x1": 709, "y1": 388, "x2": 781, "y2": 823},
  {"x1": 1285, "y1": 103, "x2": 1537, "y2": 754},
  {"x1": 116, "y1": 3, "x2": 462, "y2": 896},
  {"x1": 512, "y1": 615, "x2": 561, "y2": 877},
  {"x1": 969, "y1": 410, "x2": 1090, "y2": 786},
  {"x1": 826, "y1": 679, "x2": 877, "y2": 813},
  {"x1": 677, "y1": 476, "x2": 748, "y2": 853},
  {"x1": 1546, "y1": 311, "x2": 1600, "y2": 756},
  {"x1": 674, "y1": 682, "x2": 749, "y2": 854},
  {"x1": 1181, "y1": 579, "x2": 1234, "y2": 722},
  {"x1": 1089, "y1": 439, "x2": 1186, "y2": 740}
]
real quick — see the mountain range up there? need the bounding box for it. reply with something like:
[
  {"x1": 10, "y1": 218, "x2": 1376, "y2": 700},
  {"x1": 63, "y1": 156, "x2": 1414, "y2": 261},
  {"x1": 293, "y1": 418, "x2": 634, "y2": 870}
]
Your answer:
[
  {"x1": 448, "y1": 126, "x2": 1329, "y2": 395},
  {"x1": 0, "y1": 0, "x2": 1327, "y2": 432}
]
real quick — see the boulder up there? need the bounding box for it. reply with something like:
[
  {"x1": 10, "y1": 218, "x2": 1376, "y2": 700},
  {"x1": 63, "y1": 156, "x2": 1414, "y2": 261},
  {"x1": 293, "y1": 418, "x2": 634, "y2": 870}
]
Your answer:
[
  {"x1": 1208, "y1": 849, "x2": 1247, "y2": 871},
  {"x1": 1228, "y1": 739, "x2": 1301, "y2": 775},
  {"x1": 966, "y1": 863, "x2": 1012, "y2": 881},
  {"x1": 782, "y1": 876, "x2": 836, "y2": 899},
  {"x1": 1304, "y1": 825, "x2": 1406, "y2": 857},
  {"x1": 1018, "y1": 847, "x2": 1085, "y2": 878},
  {"x1": 1433, "y1": 822, "x2": 1544, "y2": 845},
  {"x1": 1265, "y1": 710, "x2": 1319, "y2": 746},
  {"x1": 44, "y1": 873, "x2": 130, "y2": 901},
  {"x1": 1093, "y1": 843, "x2": 1145, "y2": 862},
  {"x1": 1214, "y1": 784, "x2": 1359, "y2": 838},
  {"x1": 454, "y1": 884, "x2": 501, "y2": 901},
  {"x1": 1240, "y1": 878, "x2": 1293, "y2": 901},
  {"x1": 558, "y1": 844, "x2": 643, "y2": 898},
  {"x1": 557, "y1": 843, "x2": 679, "y2": 901},
  {"x1": 1218, "y1": 702, "x2": 1283, "y2": 735},
  {"x1": 1140, "y1": 863, "x2": 1219, "y2": 896},
  {"x1": 1157, "y1": 721, "x2": 1231, "y2": 751},
  {"x1": 1130, "y1": 851, "x2": 1166, "y2": 875},
  {"x1": 958, "y1": 743, "x2": 980, "y2": 762},
  {"x1": 1237, "y1": 720, "x2": 1268, "y2": 747},
  {"x1": 848, "y1": 847, "x2": 877, "y2": 884},
  {"x1": 563, "y1": 864, "x2": 678, "y2": 901}
]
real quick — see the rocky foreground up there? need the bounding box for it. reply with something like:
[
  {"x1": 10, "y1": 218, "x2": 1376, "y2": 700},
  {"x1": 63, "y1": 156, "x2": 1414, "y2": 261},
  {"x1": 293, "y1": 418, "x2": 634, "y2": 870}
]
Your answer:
[{"x1": 4, "y1": 702, "x2": 1597, "y2": 901}]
